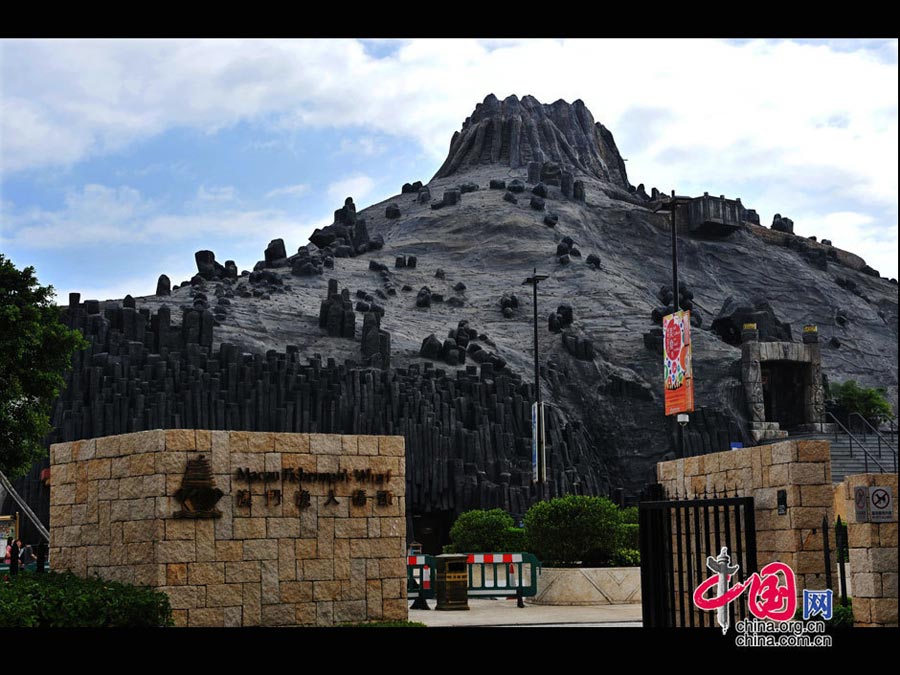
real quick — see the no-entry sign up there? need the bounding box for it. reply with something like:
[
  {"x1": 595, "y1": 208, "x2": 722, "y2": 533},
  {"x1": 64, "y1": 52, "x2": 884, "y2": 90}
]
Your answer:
[{"x1": 869, "y1": 486, "x2": 893, "y2": 523}]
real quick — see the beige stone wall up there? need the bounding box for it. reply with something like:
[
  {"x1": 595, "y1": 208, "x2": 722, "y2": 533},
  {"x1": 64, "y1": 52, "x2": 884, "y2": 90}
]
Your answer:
[
  {"x1": 48, "y1": 430, "x2": 407, "y2": 627},
  {"x1": 833, "y1": 473, "x2": 898, "y2": 627},
  {"x1": 529, "y1": 567, "x2": 641, "y2": 606},
  {"x1": 657, "y1": 439, "x2": 835, "y2": 604}
]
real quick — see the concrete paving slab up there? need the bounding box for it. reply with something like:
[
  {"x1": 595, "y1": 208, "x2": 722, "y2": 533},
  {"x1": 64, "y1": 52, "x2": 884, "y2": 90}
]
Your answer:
[{"x1": 410, "y1": 598, "x2": 642, "y2": 627}]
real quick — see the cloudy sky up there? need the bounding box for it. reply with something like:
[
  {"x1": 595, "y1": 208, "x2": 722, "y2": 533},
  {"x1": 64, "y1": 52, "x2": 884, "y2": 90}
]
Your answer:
[{"x1": 1, "y1": 38, "x2": 897, "y2": 301}]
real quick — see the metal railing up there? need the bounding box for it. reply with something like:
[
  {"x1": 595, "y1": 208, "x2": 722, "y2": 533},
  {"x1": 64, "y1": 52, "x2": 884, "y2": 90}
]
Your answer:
[
  {"x1": 407, "y1": 552, "x2": 542, "y2": 609},
  {"x1": 465, "y1": 553, "x2": 541, "y2": 604},
  {"x1": 825, "y1": 412, "x2": 890, "y2": 474},
  {"x1": 0, "y1": 470, "x2": 50, "y2": 542},
  {"x1": 848, "y1": 413, "x2": 898, "y2": 471}
]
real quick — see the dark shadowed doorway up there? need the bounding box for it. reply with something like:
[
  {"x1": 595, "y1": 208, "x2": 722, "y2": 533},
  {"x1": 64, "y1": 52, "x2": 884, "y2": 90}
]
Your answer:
[
  {"x1": 410, "y1": 511, "x2": 453, "y2": 554},
  {"x1": 761, "y1": 360, "x2": 810, "y2": 431}
]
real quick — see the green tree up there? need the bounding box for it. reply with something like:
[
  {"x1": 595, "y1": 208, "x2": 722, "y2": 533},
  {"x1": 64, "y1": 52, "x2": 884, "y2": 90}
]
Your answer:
[
  {"x1": 0, "y1": 254, "x2": 87, "y2": 477},
  {"x1": 828, "y1": 380, "x2": 895, "y2": 426}
]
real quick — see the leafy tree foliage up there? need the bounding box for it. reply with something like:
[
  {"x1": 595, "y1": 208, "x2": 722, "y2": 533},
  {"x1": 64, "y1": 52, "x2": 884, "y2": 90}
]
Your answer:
[
  {"x1": 0, "y1": 254, "x2": 87, "y2": 476},
  {"x1": 828, "y1": 379, "x2": 895, "y2": 426}
]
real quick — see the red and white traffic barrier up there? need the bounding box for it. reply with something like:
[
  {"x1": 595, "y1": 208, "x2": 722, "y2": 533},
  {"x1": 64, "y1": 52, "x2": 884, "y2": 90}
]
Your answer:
[{"x1": 466, "y1": 553, "x2": 523, "y2": 563}]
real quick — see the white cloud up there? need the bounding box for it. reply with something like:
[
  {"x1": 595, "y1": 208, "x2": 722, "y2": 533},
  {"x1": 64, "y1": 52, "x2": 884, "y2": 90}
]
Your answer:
[
  {"x1": 195, "y1": 184, "x2": 237, "y2": 202},
  {"x1": 337, "y1": 136, "x2": 383, "y2": 157},
  {"x1": 1, "y1": 183, "x2": 313, "y2": 252},
  {"x1": 265, "y1": 183, "x2": 310, "y2": 199},
  {"x1": 327, "y1": 173, "x2": 375, "y2": 203},
  {"x1": 793, "y1": 211, "x2": 898, "y2": 279},
  {"x1": 1, "y1": 38, "x2": 896, "y2": 276}
]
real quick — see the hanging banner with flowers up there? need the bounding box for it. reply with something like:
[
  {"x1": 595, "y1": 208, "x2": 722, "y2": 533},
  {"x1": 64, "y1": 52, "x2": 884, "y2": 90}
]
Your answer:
[{"x1": 664, "y1": 310, "x2": 694, "y2": 415}]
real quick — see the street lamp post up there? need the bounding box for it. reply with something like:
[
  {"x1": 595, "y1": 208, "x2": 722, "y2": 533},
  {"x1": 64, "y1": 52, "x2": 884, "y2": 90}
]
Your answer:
[
  {"x1": 523, "y1": 268, "x2": 549, "y2": 485},
  {"x1": 670, "y1": 191, "x2": 688, "y2": 458}
]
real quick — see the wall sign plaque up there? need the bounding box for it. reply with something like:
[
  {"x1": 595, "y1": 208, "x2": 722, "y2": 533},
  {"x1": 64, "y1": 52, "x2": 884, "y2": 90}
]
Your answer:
[{"x1": 173, "y1": 455, "x2": 224, "y2": 519}]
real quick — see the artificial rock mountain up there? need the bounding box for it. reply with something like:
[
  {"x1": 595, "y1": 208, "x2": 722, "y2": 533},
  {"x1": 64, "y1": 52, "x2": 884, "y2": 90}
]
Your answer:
[{"x1": 19, "y1": 94, "x2": 899, "y2": 547}]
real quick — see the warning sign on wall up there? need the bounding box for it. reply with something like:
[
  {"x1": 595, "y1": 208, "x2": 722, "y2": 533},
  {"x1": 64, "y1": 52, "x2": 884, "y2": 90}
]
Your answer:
[
  {"x1": 854, "y1": 486, "x2": 869, "y2": 522},
  {"x1": 869, "y1": 486, "x2": 893, "y2": 523}
]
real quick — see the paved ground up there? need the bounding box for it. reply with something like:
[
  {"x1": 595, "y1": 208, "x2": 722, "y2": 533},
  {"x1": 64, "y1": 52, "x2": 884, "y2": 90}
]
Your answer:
[{"x1": 410, "y1": 598, "x2": 642, "y2": 627}]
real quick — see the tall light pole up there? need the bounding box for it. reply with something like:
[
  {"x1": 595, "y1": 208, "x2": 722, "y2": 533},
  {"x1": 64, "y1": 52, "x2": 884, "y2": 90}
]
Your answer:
[
  {"x1": 671, "y1": 190, "x2": 679, "y2": 315},
  {"x1": 523, "y1": 268, "x2": 548, "y2": 484},
  {"x1": 671, "y1": 190, "x2": 687, "y2": 458}
]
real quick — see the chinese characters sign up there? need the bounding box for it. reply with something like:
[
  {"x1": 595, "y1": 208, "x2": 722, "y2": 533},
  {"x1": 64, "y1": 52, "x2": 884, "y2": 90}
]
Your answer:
[
  {"x1": 232, "y1": 465, "x2": 394, "y2": 513},
  {"x1": 663, "y1": 310, "x2": 694, "y2": 415}
]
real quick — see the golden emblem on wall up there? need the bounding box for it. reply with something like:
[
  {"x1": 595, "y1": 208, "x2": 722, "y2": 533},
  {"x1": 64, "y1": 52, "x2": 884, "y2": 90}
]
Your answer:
[{"x1": 173, "y1": 455, "x2": 224, "y2": 519}]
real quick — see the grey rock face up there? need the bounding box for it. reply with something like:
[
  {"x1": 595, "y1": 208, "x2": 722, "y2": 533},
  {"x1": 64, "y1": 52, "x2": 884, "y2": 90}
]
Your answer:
[{"x1": 44, "y1": 92, "x2": 898, "y2": 525}]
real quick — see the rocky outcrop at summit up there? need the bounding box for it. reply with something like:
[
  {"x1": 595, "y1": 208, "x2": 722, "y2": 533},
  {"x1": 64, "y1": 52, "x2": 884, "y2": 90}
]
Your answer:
[{"x1": 434, "y1": 94, "x2": 630, "y2": 189}]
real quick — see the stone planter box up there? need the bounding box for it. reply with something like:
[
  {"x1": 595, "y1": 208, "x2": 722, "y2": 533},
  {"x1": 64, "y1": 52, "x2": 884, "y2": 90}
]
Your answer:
[{"x1": 527, "y1": 566, "x2": 641, "y2": 605}]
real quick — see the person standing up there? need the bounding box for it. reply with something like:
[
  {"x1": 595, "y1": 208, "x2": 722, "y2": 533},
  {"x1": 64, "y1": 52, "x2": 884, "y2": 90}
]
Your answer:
[
  {"x1": 19, "y1": 542, "x2": 35, "y2": 570},
  {"x1": 9, "y1": 539, "x2": 19, "y2": 575}
]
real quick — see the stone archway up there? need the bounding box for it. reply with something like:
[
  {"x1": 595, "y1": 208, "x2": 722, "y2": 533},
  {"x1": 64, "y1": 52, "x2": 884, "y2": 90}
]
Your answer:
[{"x1": 741, "y1": 324, "x2": 827, "y2": 442}]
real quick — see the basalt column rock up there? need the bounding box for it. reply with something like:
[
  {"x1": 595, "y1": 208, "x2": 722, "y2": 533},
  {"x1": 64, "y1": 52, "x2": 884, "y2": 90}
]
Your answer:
[
  {"x1": 319, "y1": 279, "x2": 356, "y2": 339},
  {"x1": 47, "y1": 290, "x2": 613, "y2": 523},
  {"x1": 308, "y1": 197, "x2": 379, "y2": 256},
  {"x1": 361, "y1": 312, "x2": 391, "y2": 369},
  {"x1": 573, "y1": 180, "x2": 585, "y2": 202}
]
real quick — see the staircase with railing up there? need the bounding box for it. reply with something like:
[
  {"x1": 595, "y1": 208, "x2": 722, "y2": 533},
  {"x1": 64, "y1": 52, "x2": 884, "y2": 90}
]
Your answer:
[{"x1": 822, "y1": 413, "x2": 897, "y2": 482}]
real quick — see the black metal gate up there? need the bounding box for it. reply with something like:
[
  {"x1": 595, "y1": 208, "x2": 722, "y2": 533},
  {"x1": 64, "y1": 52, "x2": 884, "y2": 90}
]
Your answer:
[{"x1": 639, "y1": 487, "x2": 757, "y2": 627}]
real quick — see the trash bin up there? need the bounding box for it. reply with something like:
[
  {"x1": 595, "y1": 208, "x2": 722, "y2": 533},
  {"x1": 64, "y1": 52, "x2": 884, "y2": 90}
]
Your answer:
[{"x1": 435, "y1": 554, "x2": 469, "y2": 611}]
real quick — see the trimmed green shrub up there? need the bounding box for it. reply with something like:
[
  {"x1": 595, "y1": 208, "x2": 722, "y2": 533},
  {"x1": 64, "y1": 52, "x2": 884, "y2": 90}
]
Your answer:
[
  {"x1": 0, "y1": 571, "x2": 172, "y2": 627},
  {"x1": 828, "y1": 602, "x2": 854, "y2": 629},
  {"x1": 620, "y1": 506, "x2": 638, "y2": 524},
  {"x1": 620, "y1": 523, "x2": 639, "y2": 551},
  {"x1": 525, "y1": 495, "x2": 623, "y2": 565},
  {"x1": 612, "y1": 548, "x2": 641, "y2": 566},
  {"x1": 446, "y1": 508, "x2": 515, "y2": 553},
  {"x1": 501, "y1": 527, "x2": 527, "y2": 552}
]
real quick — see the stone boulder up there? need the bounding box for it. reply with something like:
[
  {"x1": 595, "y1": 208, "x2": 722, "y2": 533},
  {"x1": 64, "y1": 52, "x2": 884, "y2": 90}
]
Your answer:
[
  {"x1": 265, "y1": 238, "x2": 287, "y2": 266},
  {"x1": 771, "y1": 213, "x2": 794, "y2": 234},
  {"x1": 711, "y1": 297, "x2": 793, "y2": 345},
  {"x1": 156, "y1": 274, "x2": 171, "y2": 296}
]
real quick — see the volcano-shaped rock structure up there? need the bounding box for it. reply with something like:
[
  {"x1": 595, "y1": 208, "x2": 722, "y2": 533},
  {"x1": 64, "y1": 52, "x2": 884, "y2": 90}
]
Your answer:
[
  {"x1": 25, "y1": 93, "x2": 898, "y2": 546},
  {"x1": 434, "y1": 94, "x2": 630, "y2": 190}
]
